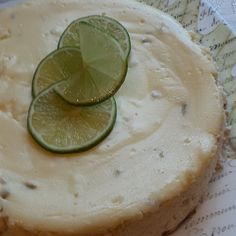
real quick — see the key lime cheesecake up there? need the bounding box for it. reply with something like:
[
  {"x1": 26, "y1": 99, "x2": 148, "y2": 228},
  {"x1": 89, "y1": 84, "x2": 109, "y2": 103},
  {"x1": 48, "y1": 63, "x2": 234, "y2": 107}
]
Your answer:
[{"x1": 0, "y1": 0, "x2": 224, "y2": 235}]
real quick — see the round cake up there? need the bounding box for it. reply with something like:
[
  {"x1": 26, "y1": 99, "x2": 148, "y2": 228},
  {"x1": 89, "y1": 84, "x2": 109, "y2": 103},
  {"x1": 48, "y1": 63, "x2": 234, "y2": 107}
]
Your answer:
[{"x1": 0, "y1": 0, "x2": 224, "y2": 235}]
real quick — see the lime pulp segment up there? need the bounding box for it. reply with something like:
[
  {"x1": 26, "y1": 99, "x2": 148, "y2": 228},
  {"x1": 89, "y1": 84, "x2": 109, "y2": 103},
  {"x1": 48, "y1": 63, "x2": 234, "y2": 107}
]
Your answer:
[
  {"x1": 58, "y1": 15, "x2": 131, "y2": 59},
  {"x1": 28, "y1": 82, "x2": 117, "y2": 153},
  {"x1": 55, "y1": 21, "x2": 128, "y2": 106}
]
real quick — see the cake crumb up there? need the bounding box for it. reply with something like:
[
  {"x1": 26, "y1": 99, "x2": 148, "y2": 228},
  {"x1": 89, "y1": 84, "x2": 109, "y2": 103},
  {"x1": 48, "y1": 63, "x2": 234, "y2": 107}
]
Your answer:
[
  {"x1": 159, "y1": 151, "x2": 164, "y2": 158},
  {"x1": 0, "y1": 28, "x2": 11, "y2": 40},
  {"x1": 151, "y1": 90, "x2": 163, "y2": 99},
  {"x1": 24, "y1": 182, "x2": 37, "y2": 190},
  {"x1": 141, "y1": 38, "x2": 152, "y2": 44},
  {"x1": 140, "y1": 19, "x2": 145, "y2": 24},
  {"x1": 181, "y1": 103, "x2": 187, "y2": 116},
  {"x1": 0, "y1": 190, "x2": 10, "y2": 200},
  {"x1": 113, "y1": 169, "x2": 122, "y2": 177},
  {"x1": 111, "y1": 195, "x2": 124, "y2": 204}
]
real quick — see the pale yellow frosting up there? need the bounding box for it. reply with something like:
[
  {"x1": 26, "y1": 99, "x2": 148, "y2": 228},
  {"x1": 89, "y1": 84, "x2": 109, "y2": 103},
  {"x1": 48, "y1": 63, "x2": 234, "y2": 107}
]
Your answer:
[{"x1": 0, "y1": 0, "x2": 223, "y2": 235}]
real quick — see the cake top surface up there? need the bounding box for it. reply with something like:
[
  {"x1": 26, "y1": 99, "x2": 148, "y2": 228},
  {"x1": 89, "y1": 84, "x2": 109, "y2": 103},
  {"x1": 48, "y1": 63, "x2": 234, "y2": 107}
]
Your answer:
[{"x1": 0, "y1": 0, "x2": 223, "y2": 234}]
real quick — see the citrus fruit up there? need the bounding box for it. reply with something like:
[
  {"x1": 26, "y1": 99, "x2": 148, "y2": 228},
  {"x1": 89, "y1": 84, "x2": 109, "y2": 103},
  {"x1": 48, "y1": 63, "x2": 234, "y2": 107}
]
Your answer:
[
  {"x1": 28, "y1": 82, "x2": 117, "y2": 153},
  {"x1": 55, "y1": 21, "x2": 128, "y2": 105},
  {"x1": 58, "y1": 15, "x2": 131, "y2": 59}
]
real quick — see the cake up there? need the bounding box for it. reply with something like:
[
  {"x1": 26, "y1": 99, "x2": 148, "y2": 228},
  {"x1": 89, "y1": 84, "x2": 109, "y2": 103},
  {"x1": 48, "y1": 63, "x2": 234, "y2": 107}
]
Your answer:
[{"x1": 0, "y1": 0, "x2": 224, "y2": 235}]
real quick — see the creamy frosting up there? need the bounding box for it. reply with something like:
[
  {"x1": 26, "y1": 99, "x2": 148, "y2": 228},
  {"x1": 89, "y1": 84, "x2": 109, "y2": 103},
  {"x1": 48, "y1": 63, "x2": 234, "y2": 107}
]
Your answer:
[{"x1": 0, "y1": 0, "x2": 223, "y2": 234}]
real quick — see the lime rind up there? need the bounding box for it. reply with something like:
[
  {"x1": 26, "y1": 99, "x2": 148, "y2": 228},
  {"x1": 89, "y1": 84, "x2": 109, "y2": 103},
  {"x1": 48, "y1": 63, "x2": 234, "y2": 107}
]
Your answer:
[
  {"x1": 28, "y1": 82, "x2": 117, "y2": 154},
  {"x1": 58, "y1": 15, "x2": 131, "y2": 59}
]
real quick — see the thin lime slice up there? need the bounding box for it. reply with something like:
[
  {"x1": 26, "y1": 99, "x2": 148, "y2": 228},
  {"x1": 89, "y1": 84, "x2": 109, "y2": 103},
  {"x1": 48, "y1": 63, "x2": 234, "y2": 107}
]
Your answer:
[
  {"x1": 32, "y1": 47, "x2": 82, "y2": 97},
  {"x1": 55, "y1": 21, "x2": 128, "y2": 106},
  {"x1": 58, "y1": 15, "x2": 131, "y2": 59},
  {"x1": 28, "y1": 82, "x2": 117, "y2": 154}
]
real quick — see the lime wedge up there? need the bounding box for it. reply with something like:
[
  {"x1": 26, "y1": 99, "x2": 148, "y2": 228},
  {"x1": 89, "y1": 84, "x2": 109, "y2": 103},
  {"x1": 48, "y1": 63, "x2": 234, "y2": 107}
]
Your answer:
[
  {"x1": 58, "y1": 15, "x2": 131, "y2": 59},
  {"x1": 55, "y1": 21, "x2": 128, "y2": 105},
  {"x1": 32, "y1": 47, "x2": 82, "y2": 97},
  {"x1": 28, "y1": 82, "x2": 117, "y2": 153}
]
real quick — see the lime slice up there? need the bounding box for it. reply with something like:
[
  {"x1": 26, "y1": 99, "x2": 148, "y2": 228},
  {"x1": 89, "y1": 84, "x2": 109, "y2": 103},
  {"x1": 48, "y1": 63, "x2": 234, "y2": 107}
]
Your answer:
[
  {"x1": 32, "y1": 47, "x2": 82, "y2": 97},
  {"x1": 55, "y1": 21, "x2": 128, "y2": 106},
  {"x1": 58, "y1": 15, "x2": 131, "y2": 59},
  {"x1": 28, "y1": 82, "x2": 117, "y2": 153}
]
